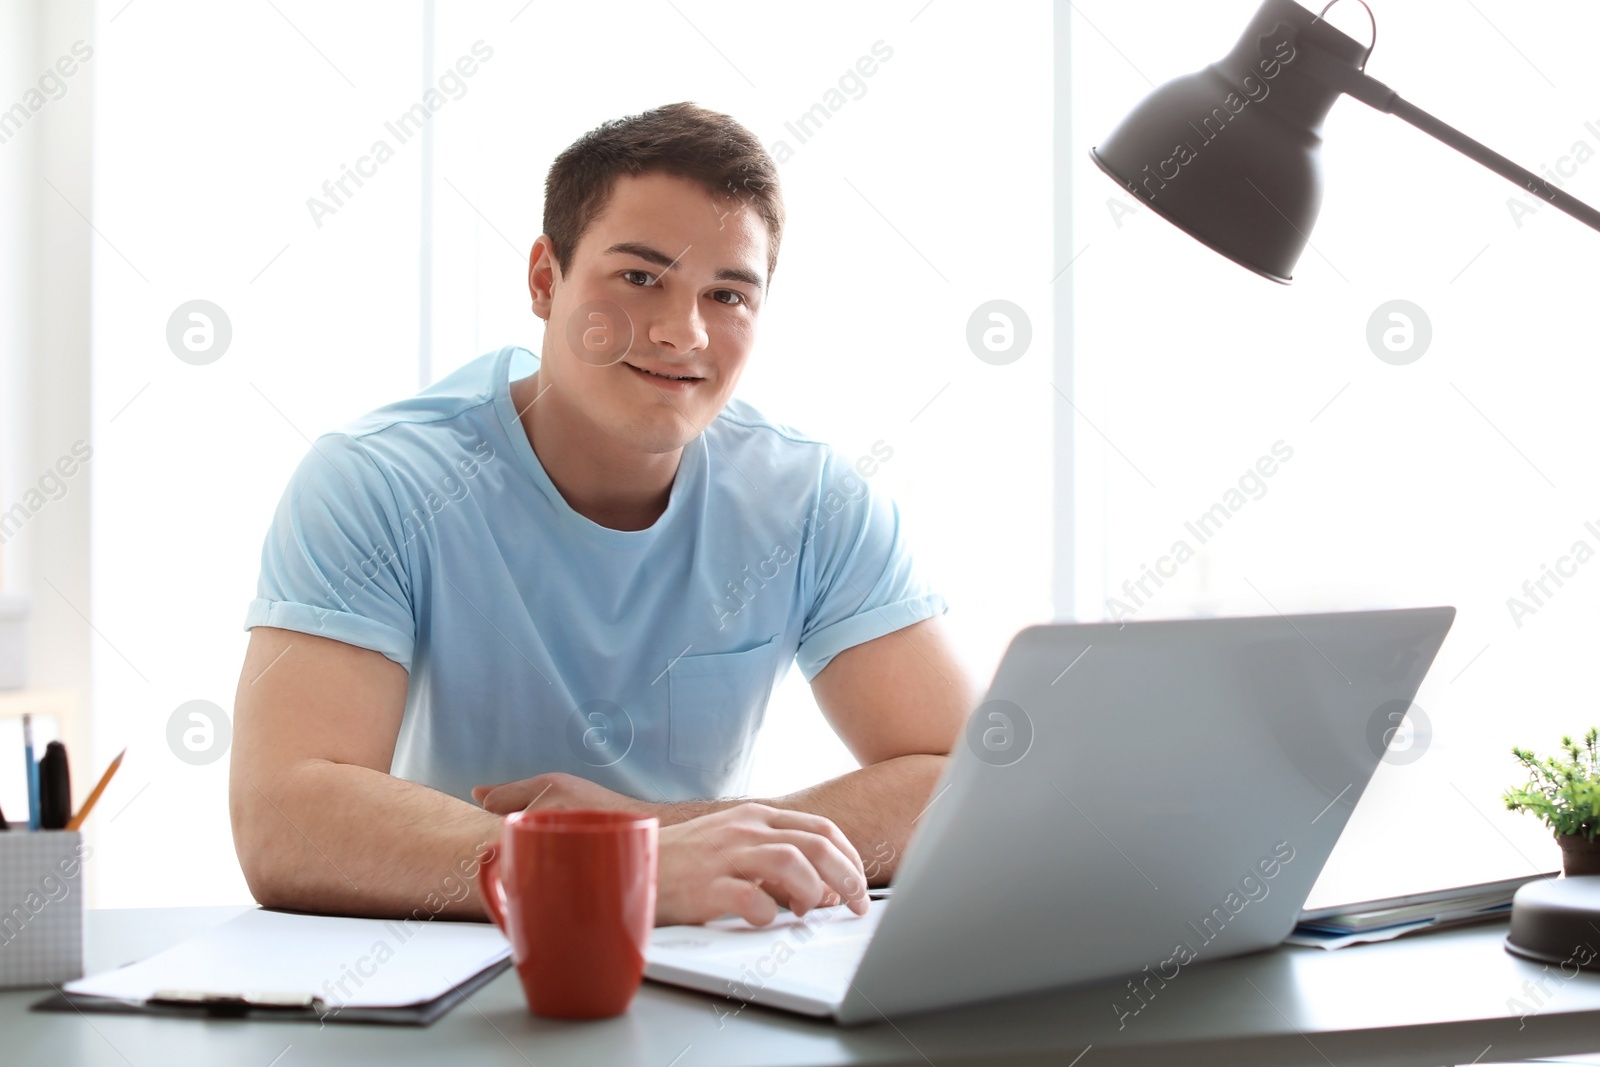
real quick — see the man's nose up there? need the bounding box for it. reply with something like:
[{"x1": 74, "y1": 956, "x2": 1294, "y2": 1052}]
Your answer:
[{"x1": 648, "y1": 292, "x2": 709, "y2": 354}]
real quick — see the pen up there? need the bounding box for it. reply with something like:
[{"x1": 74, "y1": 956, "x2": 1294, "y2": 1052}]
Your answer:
[
  {"x1": 24, "y1": 713, "x2": 40, "y2": 832},
  {"x1": 66, "y1": 747, "x2": 126, "y2": 832},
  {"x1": 39, "y1": 740, "x2": 71, "y2": 830}
]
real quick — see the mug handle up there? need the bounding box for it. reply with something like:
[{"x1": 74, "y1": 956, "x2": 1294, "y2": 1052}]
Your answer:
[{"x1": 478, "y1": 843, "x2": 510, "y2": 934}]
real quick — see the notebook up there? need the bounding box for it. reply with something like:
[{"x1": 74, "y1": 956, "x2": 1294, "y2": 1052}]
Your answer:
[{"x1": 1287, "y1": 872, "x2": 1558, "y2": 949}]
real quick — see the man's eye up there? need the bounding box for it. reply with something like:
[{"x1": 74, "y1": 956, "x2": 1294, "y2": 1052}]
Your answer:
[{"x1": 622, "y1": 272, "x2": 745, "y2": 307}]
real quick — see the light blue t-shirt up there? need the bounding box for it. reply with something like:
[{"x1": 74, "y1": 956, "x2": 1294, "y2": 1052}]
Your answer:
[{"x1": 245, "y1": 346, "x2": 946, "y2": 803}]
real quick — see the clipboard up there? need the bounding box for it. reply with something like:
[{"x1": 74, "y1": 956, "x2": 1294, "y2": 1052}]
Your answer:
[
  {"x1": 30, "y1": 956, "x2": 512, "y2": 1026},
  {"x1": 30, "y1": 907, "x2": 514, "y2": 1027}
]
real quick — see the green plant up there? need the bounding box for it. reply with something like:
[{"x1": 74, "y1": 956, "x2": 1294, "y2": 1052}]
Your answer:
[{"x1": 1503, "y1": 727, "x2": 1600, "y2": 842}]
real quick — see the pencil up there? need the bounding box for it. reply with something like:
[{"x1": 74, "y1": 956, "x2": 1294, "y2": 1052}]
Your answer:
[{"x1": 65, "y1": 747, "x2": 126, "y2": 832}]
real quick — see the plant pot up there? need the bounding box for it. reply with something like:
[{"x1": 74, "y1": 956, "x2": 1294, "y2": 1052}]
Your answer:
[{"x1": 1557, "y1": 833, "x2": 1600, "y2": 877}]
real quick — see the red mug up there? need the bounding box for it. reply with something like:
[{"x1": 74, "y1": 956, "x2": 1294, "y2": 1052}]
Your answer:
[{"x1": 479, "y1": 809, "x2": 659, "y2": 1019}]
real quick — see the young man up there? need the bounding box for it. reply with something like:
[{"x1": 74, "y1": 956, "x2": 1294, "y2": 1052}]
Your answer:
[{"x1": 229, "y1": 102, "x2": 978, "y2": 929}]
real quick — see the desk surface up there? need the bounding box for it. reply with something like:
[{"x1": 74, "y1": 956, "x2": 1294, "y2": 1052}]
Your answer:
[{"x1": 5, "y1": 906, "x2": 1600, "y2": 1067}]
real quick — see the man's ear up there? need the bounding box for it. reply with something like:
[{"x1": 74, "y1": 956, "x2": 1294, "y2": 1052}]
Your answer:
[{"x1": 528, "y1": 235, "x2": 559, "y2": 321}]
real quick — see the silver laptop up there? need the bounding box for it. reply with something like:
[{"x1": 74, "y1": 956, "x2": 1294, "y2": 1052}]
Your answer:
[{"x1": 645, "y1": 607, "x2": 1456, "y2": 1024}]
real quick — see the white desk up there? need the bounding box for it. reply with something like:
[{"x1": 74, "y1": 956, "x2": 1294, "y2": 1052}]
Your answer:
[{"x1": 5, "y1": 906, "x2": 1600, "y2": 1066}]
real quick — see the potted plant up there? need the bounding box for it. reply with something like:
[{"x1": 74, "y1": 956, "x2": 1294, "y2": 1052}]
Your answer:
[{"x1": 1503, "y1": 728, "x2": 1600, "y2": 877}]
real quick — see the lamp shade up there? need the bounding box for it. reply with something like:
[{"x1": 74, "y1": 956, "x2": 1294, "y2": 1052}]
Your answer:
[{"x1": 1090, "y1": 0, "x2": 1370, "y2": 282}]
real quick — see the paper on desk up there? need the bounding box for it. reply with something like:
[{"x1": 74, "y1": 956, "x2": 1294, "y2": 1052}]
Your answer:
[
  {"x1": 1285, "y1": 909, "x2": 1513, "y2": 950},
  {"x1": 1284, "y1": 918, "x2": 1435, "y2": 949},
  {"x1": 64, "y1": 908, "x2": 511, "y2": 1009}
]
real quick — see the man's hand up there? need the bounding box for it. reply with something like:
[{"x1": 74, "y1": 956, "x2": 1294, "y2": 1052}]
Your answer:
[
  {"x1": 472, "y1": 776, "x2": 870, "y2": 927},
  {"x1": 472, "y1": 772, "x2": 653, "y2": 817},
  {"x1": 654, "y1": 803, "x2": 870, "y2": 927}
]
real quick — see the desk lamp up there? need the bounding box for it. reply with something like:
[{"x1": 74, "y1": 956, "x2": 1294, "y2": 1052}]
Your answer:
[
  {"x1": 1089, "y1": 0, "x2": 1600, "y2": 282},
  {"x1": 1090, "y1": 0, "x2": 1600, "y2": 968}
]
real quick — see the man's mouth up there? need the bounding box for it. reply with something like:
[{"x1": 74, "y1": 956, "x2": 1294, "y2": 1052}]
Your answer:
[{"x1": 624, "y1": 361, "x2": 702, "y2": 386}]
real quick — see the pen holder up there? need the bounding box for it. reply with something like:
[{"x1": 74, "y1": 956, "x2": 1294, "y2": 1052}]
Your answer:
[{"x1": 0, "y1": 830, "x2": 86, "y2": 989}]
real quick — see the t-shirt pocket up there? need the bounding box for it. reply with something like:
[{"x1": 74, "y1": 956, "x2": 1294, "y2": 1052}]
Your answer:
[{"x1": 667, "y1": 634, "x2": 781, "y2": 778}]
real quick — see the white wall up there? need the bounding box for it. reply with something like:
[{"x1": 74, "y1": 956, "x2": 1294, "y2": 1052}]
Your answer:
[
  {"x1": 89, "y1": 2, "x2": 424, "y2": 907},
  {"x1": 0, "y1": 0, "x2": 95, "y2": 861}
]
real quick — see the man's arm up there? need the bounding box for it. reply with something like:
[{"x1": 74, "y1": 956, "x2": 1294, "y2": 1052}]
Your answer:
[
  {"x1": 476, "y1": 615, "x2": 980, "y2": 885},
  {"x1": 768, "y1": 614, "x2": 978, "y2": 883},
  {"x1": 230, "y1": 625, "x2": 502, "y2": 920},
  {"x1": 231, "y1": 626, "x2": 870, "y2": 925}
]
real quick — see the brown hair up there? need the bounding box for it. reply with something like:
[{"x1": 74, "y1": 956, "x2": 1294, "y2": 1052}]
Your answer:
[{"x1": 542, "y1": 101, "x2": 784, "y2": 285}]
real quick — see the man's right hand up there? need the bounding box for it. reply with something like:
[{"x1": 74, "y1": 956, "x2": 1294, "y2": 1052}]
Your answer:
[{"x1": 655, "y1": 803, "x2": 871, "y2": 928}]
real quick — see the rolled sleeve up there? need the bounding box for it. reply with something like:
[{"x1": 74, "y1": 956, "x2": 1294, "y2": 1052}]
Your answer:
[
  {"x1": 795, "y1": 450, "x2": 947, "y2": 682},
  {"x1": 245, "y1": 434, "x2": 418, "y2": 670}
]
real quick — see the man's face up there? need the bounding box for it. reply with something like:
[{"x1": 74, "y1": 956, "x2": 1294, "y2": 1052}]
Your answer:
[{"x1": 531, "y1": 171, "x2": 769, "y2": 454}]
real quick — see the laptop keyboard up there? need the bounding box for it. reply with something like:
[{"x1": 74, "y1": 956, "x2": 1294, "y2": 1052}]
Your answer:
[{"x1": 648, "y1": 900, "x2": 887, "y2": 999}]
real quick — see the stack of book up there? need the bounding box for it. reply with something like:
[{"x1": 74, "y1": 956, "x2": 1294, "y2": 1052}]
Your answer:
[{"x1": 1289, "y1": 872, "x2": 1558, "y2": 949}]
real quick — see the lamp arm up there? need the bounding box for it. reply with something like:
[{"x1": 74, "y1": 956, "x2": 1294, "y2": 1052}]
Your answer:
[
  {"x1": 1321, "y1": 63, "x2": 1600, "y2": 234},
  {"x1": 1385, "y1": 92, "x2": 1600, "y2": 233}
]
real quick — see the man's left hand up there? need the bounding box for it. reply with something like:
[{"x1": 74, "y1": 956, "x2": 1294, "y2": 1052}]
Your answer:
[{"x1": 472, "y1": 772, "x2": 655, "y2": 817}]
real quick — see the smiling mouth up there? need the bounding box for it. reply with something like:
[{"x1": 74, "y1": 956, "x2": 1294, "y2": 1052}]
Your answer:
[{"x1": 624, "y1": 362, "x2": 701, "y2": 383}]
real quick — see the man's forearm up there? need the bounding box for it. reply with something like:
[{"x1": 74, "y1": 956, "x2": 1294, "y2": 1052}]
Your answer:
[
  {"x1": 233, "y1": 758, "x2": 502, "y2": 921},
  {"x1": 654, "y1": 754, "x2": 949, "y2": 886}
]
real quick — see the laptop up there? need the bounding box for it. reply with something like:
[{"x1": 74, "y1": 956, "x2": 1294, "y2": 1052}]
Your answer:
[{"x1": 644, "y1": 607, "x2": 1456, "y2": 1024}]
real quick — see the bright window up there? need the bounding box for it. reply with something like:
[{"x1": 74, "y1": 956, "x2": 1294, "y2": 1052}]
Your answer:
[
  {"x1": 86, "y1": 0, "x2": 1589, "y2": 913},
  {"x1": 89, "y1": 0, "x2": 1052, "y2": 907},
  {"x1": 1069, "y1": 0, "x2": 1600, "y2": 903}
]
